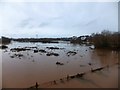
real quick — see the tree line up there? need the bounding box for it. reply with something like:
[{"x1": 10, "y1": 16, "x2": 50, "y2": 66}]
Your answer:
[{"x1": 91, "y1": 30, "x2": 120, "y2": 50}]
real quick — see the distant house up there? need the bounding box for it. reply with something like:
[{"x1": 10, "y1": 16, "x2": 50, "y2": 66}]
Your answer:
[
  {"x1": 72, "y1": 36, "x2": 77, "y2": 40},
  {"x1": 80, "y1": 36, "x2": 86, "y2": 41},
  {"x1": 70, "y1": 35, "x2": 91, "y2": 44},
  {"x1": 79, "y1": 35, "x2": 90, "y2": 42}
]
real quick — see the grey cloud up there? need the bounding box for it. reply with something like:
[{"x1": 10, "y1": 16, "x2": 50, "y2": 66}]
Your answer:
[
  {"x1": 18, "y1": 18, "x2": 33, "y2": 28},
  {"x1": 38, "y1": 22, "x2": 50, "y2": 27},
  {"x1": 38, "y1": 16, "x2": 62, "y2": 27},
  {"x1": 18, "y1": 16, "x2": 62, "y2": 28},
  {"x1": 85, "y1": 18, "x2": 98, "y2": 26},
  {"x1": 4, "y1": 2, "x2": 117, "y2": 38},
  {"x1": 72, "y1": 18, "x2": 98, "y2": 28}
]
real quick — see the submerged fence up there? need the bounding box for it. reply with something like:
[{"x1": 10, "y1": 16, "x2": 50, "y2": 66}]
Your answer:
[{"x1": 29, "y1": 62, "x2": 119, "y2": 89}]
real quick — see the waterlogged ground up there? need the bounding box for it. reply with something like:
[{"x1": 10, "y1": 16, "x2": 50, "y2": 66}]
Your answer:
[{"x1": 1, "y1": 41, "x2": 119, "y2": 88}]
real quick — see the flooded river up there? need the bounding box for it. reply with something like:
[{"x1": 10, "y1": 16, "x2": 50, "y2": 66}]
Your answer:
[{"x1": 1, "y1": 41, "x2": 119, "y2": 88}]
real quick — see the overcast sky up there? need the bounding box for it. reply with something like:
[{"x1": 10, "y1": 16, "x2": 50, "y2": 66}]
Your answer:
[{"x1": 0, "y1": 1, "x2": 118, "y2": 38}]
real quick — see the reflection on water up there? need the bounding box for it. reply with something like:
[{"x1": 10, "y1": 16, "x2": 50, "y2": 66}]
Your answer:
[{"x1": 1, "y1": 41, "x2": 118, "y2": 88}]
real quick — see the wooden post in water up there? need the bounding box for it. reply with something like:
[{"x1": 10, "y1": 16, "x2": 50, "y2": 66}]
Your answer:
[
  {"x1": 53, "y1": 80, "x2": 56, "y2": 84},
  {"x1": 67, "y1": 75, "x2": 70, "y2": 81},
  {"x1": 35, "y1": 82, "x2": 39, "y2": 89}
]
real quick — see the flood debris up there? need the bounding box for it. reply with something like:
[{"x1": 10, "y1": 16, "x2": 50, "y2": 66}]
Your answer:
[
  {"x1": 60, "y1": 78, "x2": 64, "y2": 83},
  {"x1": 10, "y1": 56, "x2": 14, "y2": 58},
  {"x1": 56, "y1": 61, "x2": 64, "y2": 65},
  {"x1": 46, "y1": 47, "x2": 59, "y2": 49},
  {"x1": 70, "y1": 75, "x2": 75, "y2": 79},
  {"x1": 39, "y1": 49, "x2": 47, "y2": 53},
  {"x1": 34, "y1": 49, "x2": 47, "y2": 53},
  {"x1": 46, "y1": 52, "x2": 59, "y2": 56},
  {"x1": 34, "y1": 50, "x2": 39, "y2": 53},
  {"x1": 80, "y1": 55, "x2": 83, "y2": 57},
  {"x1": 0, "y1": 45, "x2": 8, "y2": 49},
  {"x1": 80, "y1": 65, "x2": 86, "y2": 67},
  {"x1": 10, "y1": 48, "x2": 31, "y2": 52},
  {"x1": 66, "y1": 51, "x2": 77, "y2": 56},
  {"x1": 4, "y1": 50, "x2": 8, "y2": 53},
  {"x1": 88, "y1": 63, "x2": 92, "y2": 66},
  {"x1": 24, "y1": 46, "x2": 38, "y2": 49},
  {"x1": 10, "y1": 53, "x2": 24, "y2": 58},
  {"x1": 46, "y1": 47, "x2": 64, "y2": 50}
]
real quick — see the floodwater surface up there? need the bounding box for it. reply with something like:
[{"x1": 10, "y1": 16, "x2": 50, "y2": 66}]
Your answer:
[{"x1": 1, "y1": 41, "x2": 119, "y2": 88}]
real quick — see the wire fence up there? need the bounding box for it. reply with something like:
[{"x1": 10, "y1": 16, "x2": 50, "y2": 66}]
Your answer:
[{"x1": 28, "y1": 62, "x2": 119, "y2": 89}]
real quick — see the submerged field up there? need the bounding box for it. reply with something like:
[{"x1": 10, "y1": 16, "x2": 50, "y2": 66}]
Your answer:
[{"x1": 1, "y1": 41, "x2": 119, "y2": 88}]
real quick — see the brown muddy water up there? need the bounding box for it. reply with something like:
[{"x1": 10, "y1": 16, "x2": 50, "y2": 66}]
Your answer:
[{"x1": 1, "y1": 41, "x2": 119, "y2": 88}]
